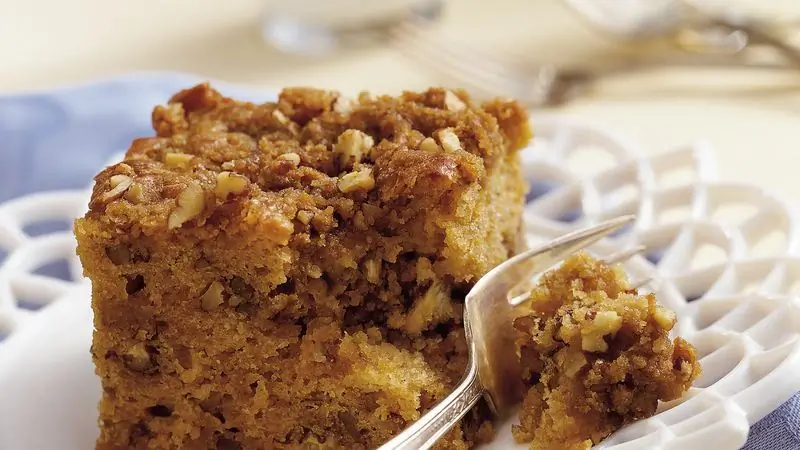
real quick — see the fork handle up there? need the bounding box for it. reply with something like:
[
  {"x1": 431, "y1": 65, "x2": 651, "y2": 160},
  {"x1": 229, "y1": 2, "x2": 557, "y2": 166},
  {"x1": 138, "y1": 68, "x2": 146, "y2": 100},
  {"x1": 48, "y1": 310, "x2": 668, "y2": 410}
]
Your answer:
[{"x1": 377, "y1": 357, "x2": 484, "y2": 450}]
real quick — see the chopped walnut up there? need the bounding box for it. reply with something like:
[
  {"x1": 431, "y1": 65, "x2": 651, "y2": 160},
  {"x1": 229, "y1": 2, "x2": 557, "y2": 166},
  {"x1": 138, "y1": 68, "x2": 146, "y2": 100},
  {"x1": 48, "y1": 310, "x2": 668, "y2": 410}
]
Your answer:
[
  {"x1": 307, "y1": 264, "x2": 322, "y2": 279},
  {"x1": 444, "y1": 90, "x2": 466, "y2": 111},
  {"x1": 581, "y1": 310, "x2": 622, "y2": 352},
  {"x1": 419, "y1": 137, "x2": 441, "y2": 153},
  {"x1": 214, "y1": 171, "x2": 249, "y2": 200},
  {"x1": 437, "y1": 128, "x2": 462, "y2": 153},
  {"x1": 296, "y1": 210, "x2": 313, "y2": 225},
  {"x1": 405, "y1": 280, "x2": 455, "y2": 334},
  {"x1": 124, "y1": 183, "x2": 145, "y2": 203},
  {"x1": 277, "y1": 152, "x2": 301, "y2": 166},
  {"x1": 113, "y1": 163, "x2": 134, "y2": 176},
  {"x1": 110, "y1": 174, "x2": 130, "y2": 187},
  {"x1": 338, "y1": 167, "x2": 375, "y2": 193},
  {"x1": 652, "y1": 336, "x2": 671, "y2": 353},
  {"x1": 407, "y1": 130, "x2": 425, "y2": 148},
  {"x1": 352, "y1": 210, "x2": 368, "y2": 230},
  {"x1": 101, "y1": 175, "x2": 133, "y2": 202},
  {"x1": 333, "y1": 96, "x2": 354, "y2": 114},
  {"x1": 308, "y1": 206, "x2": 334, "y2": 232},
  {"x1": 334, "y1": 129, "x2": 374, "y2": 168},
  {"x1": 168, "y1": 182, "x2": 205, "y2": 229},
  {"x1": 123, "y1": 343, "x2": 155, "y2": 373},
  {"x1": 200, "y1": 281, "x2": 224, "y2": 311},
  {"x1": 106, "y1": 245, "x2": 131, "y2": 265},
  {"x1": 653, "y1": 306, "x2": 677, "y2": 331},
  {"x1": 164, "y1": 152, "x2": 194, "y2": 167},
  {"x1": 364, "y1": 259, "x2": 381, "y2": 284},
  {"x1": 272, "y1": 109, "x2": 290, "y2": 125},
  {"x1": 562, "y1": 350, "x2": 588, "y2": 377},
  {"x1": 416, "y1": 257, "x2": 435, "y2": 283},
  {"x1": 242, "y1": 198, "x2": 295, "y2": 245}
]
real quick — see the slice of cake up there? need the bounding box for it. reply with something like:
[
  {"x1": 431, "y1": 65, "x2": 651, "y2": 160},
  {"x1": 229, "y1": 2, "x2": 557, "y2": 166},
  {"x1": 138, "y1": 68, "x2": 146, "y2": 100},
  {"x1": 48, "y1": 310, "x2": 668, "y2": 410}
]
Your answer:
[
  {"x1": 75, "y1": 84, "x2": 530, "y2": 449},
  {"x1": 512, "y1": 252, "x2": 701, "y2": 450}
]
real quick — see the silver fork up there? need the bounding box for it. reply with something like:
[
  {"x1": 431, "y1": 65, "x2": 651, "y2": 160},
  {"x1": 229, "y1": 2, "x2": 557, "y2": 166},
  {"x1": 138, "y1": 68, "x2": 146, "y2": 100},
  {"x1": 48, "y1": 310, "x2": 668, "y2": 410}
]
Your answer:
[
  {"x1": 378, "y1": 215, "x2": 645, "y2": 450},
  {"x1": 564, "y1": 0, "x2": 800, "y2": 59},
  {"x1": 390, "y1": 18, "x2": 800, "y2": 107}
]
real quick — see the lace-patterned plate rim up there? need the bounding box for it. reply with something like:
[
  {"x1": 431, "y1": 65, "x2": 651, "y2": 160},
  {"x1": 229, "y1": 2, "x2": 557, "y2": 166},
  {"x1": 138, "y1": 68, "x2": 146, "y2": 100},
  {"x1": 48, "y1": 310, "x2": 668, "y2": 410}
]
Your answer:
[{"x1": 0, "y1": 76, "x2": 797, "y2": 449}]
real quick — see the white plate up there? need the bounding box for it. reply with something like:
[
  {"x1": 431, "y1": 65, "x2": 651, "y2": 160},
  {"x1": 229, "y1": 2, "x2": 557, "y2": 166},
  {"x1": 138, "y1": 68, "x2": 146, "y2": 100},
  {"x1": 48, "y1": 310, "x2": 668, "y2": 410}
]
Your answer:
[{"x1": 1, "y1": 75, "x2": 800, "y2": 449}]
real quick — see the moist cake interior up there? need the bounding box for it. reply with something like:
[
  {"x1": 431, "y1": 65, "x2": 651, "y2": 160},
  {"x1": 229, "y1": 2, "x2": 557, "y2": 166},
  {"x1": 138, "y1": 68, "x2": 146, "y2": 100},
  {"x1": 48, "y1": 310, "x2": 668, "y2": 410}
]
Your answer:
[{"x1": 75, "y1": 84, "x2": 530, "y2": 449}]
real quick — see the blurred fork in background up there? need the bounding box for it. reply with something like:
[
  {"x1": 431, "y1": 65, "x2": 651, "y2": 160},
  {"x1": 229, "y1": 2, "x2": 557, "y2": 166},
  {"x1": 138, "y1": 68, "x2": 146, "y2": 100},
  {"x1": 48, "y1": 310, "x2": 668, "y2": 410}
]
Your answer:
[
  {"x1": 563, "y1": 0, "x2": 800, "y2": 54},
  {"x1": 564, "y1": 0, "x2": 800, "y2": 66},
  {"x1": 389, "y1": 2, "x2": 800, "y2": 107},
  {"x1": 261, "y1": 0, "x2": 444, "y2": 56}
]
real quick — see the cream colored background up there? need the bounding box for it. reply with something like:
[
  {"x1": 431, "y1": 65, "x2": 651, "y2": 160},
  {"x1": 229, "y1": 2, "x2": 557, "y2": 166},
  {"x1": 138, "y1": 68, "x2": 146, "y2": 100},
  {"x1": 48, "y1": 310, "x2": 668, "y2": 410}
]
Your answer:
[{"x1": 1, "y1": 0, "x2": 799, "y2": 198}]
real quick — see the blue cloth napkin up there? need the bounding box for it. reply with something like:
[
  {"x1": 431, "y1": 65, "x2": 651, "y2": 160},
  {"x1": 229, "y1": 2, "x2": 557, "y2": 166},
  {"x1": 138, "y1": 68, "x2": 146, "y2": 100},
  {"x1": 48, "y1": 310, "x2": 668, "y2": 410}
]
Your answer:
[{"x1": 0, "y1": 73, "x2": 797, "y2": 449}]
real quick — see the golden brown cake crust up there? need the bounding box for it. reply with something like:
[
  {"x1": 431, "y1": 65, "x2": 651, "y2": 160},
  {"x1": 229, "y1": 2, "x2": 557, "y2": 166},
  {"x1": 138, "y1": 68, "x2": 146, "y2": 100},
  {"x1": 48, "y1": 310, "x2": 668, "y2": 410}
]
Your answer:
[
  {"x1": 512, "y1": 253, "x2": 701, "y2": 450},
  {"x1": 76, "y1": 84, "x2": 530, "y2": 449}
]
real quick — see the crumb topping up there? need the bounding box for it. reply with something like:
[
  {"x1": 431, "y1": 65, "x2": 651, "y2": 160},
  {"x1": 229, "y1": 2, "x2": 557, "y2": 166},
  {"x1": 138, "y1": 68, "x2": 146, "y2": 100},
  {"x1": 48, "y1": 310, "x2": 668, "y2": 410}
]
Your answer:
[
  {"x1": 76, "y1": 83, "x2": 531, "y2": 450},
  {"x1": 512, "y1": 253, "x2": 701, "y2": 450}
]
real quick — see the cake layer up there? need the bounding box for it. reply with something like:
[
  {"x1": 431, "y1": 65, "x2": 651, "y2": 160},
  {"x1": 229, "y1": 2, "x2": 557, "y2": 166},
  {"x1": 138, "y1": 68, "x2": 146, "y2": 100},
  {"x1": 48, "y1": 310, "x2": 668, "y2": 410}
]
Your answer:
[
  {"x1": 512, "y1": 253, "x2": 701, "y2": 450},
  {"x1": 76, "y1": 84, "x2": 530, "y2": 449}
]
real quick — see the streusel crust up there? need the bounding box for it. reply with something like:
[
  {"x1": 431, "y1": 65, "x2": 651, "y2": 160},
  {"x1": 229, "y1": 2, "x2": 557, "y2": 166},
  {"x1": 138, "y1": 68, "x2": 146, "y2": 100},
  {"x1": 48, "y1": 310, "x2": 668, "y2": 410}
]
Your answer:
[
  {"x1": 513, "y1": 253, "x2": 701, "y2": 450},
  {"x1": 76, "y1": 84, "x2": 530, "y2": 449}
]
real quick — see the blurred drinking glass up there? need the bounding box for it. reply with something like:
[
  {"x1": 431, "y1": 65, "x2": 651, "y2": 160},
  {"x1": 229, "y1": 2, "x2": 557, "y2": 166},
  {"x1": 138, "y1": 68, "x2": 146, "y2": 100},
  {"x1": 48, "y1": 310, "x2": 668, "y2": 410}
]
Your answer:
[{"x1": 261, "y1": 0, "x2": 443, "y2": 56}]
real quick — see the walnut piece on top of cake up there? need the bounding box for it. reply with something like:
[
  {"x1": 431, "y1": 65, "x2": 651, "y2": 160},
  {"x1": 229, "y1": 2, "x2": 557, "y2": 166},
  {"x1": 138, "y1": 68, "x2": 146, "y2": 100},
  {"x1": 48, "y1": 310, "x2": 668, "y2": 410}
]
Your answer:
[
  {"x1": 512, "y1": 252, "x2": 701, "y2": 450},
  {"x1": 75, "y1": 83, "x2": 530, "y2": 449}
]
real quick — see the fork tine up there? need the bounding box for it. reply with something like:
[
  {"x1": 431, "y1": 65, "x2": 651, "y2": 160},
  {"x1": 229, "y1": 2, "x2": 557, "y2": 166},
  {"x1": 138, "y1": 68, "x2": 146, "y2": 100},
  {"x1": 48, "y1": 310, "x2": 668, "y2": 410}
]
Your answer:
[
  {"x1": 604, "y1": 245, "x2": 646, "y2": 265},
  {"x1": 628, "y1": 277, "x2": 652, "y2": 290},
  {"x1": 391, "y1": 21, "x2": 527, "y2": 100},
  {"x1": 393, "y1": 21, "x2": 509, "y2": 74},
  {"x1": 510, "y1": 215, "x2": 635, "y2": 273}
]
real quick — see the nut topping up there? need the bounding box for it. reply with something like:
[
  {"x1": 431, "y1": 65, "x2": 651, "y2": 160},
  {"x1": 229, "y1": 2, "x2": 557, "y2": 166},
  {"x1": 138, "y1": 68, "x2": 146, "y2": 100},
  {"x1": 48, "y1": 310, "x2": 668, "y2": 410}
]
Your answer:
[{"x1": 168, "y1": 181, "x2": 205, "y2": 229}]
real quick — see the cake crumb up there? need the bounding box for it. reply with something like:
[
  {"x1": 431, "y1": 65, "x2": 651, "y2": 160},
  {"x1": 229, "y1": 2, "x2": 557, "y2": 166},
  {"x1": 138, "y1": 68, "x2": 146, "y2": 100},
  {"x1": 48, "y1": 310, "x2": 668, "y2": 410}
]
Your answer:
[
  {"x1": 75, "y1": 83, "x2": 532, "y2": 450},
  {"x1": 512, "y1": 252, "x2": 701, "y2": 450}
]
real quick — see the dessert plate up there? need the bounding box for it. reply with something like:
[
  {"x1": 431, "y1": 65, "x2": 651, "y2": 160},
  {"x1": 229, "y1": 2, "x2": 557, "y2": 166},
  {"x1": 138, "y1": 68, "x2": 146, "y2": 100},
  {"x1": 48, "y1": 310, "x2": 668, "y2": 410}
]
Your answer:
[{"x1": 1, "y1": 74, "x2": 800, "y2": 450}]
